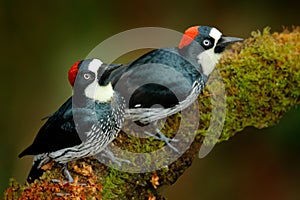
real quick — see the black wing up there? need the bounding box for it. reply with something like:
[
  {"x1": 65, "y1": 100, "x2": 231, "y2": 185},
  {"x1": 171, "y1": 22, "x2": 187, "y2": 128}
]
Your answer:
[
  {"x1": 19, "y1": 97, "x2": 81, "y2": 157},
  {"x1": 111, "y1": 48, "x2": 199, "y2": 109}
]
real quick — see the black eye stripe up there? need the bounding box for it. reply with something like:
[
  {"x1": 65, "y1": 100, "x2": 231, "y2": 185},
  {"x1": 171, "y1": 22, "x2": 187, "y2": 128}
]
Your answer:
[
  {"x1": 203, "y1": 39, "x2": 211, "y2": 46},
  {"x1": 201, "y1": 38, "x2": 214, "y2": 49}
]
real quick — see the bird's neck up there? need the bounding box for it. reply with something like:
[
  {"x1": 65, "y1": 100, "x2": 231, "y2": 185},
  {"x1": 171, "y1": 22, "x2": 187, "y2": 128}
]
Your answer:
[
  {"x1": 179, "y1": 43, "x2": 221, "y2": 77},
  {"x1": 173, "y1": 47, "x2": 205, "y2": 86},
  {"x1": 197, "y1": 49, "x2": 221, "y2": 76},
  {"x1": 178, "y1": 43, "x2": 203, "y2": 73}
]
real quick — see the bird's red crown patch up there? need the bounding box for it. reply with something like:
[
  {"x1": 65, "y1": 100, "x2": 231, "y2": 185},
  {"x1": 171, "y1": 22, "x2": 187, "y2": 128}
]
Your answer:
[
  {"x1": 178, "y1": 26, "x2": 199, "y2": 49},
  {"x1": 68, "y1": 60, "x2": 81, "y2": 86}
]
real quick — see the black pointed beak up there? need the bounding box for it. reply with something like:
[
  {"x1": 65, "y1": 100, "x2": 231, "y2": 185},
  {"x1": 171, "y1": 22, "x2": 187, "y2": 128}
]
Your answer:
[
  {"x1": 105, "y1": 63, "x2": 123, "y2": 74},
  {"x1": 98, "y1": 63, "x2": 123, "y2": 86},
  {"x1": 215, "y1": 36, "x2": 243, "y2": 53}
]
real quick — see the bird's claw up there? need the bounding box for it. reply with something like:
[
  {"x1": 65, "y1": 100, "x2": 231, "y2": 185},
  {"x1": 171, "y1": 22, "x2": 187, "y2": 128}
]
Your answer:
[
  {"x1": 98, "y1": 148, "x2": 131, "y2": 167},
  {"x1": 144, "y1": 129, "x2": 179, "y2": 153},
  {"x1": 51, "y1": 179, "x2": 87, "y2": 186}
]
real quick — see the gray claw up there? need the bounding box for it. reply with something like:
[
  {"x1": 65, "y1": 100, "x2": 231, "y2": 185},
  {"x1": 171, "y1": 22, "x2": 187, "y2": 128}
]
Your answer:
[
  {"x1": 144, "y1": 129, "x2": 179, "y2": 153},
  {"x1": 99, "y1": 148, "x2": 131, "y2": 166},
  {"x1": 63, "y1": 164, "x2": 74, "y2": 183}
]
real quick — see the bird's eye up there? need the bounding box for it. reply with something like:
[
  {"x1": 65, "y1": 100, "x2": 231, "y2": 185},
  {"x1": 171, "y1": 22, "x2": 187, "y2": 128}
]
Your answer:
[
  {"x1": 203, "y1": 39, "x2": 211, "y2": 47},
  {"x1": 83, "y1": 73, "x2": 92, "y2": 80}
]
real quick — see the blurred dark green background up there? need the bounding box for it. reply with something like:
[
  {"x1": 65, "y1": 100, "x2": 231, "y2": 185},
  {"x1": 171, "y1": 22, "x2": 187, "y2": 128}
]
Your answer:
[{"x1": 1, "y1": 0, "x2": 299, "y2": 199}]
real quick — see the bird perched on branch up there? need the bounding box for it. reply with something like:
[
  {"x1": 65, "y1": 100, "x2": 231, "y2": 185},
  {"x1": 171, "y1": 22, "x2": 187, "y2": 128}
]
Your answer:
[
  {"x1": 19, "y1": 59, "x2": 126, "y2": 183},
  {"x1": 109, "y1": 25, "x2": 242, "y2": 151},
  {"x1": 112, "y1": 26, "x2": 242, "y2": 121}
]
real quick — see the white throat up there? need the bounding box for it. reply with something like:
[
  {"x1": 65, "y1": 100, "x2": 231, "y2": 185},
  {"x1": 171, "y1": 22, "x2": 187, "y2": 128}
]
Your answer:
[
  {"x1": 85, "y1": 82, "x2": 114, "y2": 102},
  {"x1": 197, "y1": 50, "x2": 221, "y2": 76}
]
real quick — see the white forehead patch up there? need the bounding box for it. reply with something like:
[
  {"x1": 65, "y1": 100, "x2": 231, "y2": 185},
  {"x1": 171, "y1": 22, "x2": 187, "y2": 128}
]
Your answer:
[
  {"x1": 88, "y1": 59, "x2": 103, "y2": 74},
  {"x1": 209, "y1": 28, "x2": 222, "y2": 42}
]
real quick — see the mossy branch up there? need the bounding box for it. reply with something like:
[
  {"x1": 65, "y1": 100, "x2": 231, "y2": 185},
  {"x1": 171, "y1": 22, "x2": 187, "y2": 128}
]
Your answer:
[{"x1": 5, "y1": 27, "x2": 300, "y2": 200}]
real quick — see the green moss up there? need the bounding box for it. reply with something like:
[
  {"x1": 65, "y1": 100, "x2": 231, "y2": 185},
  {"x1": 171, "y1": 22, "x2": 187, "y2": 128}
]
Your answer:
[
  {"x1": 216, "y1": 27, "x2": 300, "y2": 141},
  {"x1": 102, "y1": 169, "x2": 127, "y2": 199}
]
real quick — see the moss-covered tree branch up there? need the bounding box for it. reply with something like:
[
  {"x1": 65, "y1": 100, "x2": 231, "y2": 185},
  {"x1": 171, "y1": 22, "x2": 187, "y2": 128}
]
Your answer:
[{"x1": 4, "y1": 27, "x2": 300, "y2": 200}]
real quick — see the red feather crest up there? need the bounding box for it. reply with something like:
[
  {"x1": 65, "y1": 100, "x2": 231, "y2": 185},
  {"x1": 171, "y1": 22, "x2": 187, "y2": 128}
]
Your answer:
[
  {"x1": 178, "y1": 26, "x2": 199, "y2": 49},
  {"x1": 68, "y1": 60, "x2": 81, "y2": 86}
]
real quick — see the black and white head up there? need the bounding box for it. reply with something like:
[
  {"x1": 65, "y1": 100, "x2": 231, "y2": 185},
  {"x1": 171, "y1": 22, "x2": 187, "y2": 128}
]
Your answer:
[
  {"x1": 68, "y1": 59, "x2": 121, "y2": 103},
  {"x1": 178, "y1": 25, "x2": 243, "y2": 76}
]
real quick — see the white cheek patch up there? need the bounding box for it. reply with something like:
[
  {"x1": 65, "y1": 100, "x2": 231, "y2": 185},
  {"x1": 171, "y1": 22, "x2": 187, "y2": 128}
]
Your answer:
[
  {"x1": 197, "y1": 27, "x2": 223, "y2": 76},
  {"x1": 85, "y1": 79, "x2": 98, "y2": 100},
  {"x1": 84, "y1": 58, "x2": 102, "y2": 100},
  {"x1": 88, "y1": 59, "x2": 103, "y2": 73}
]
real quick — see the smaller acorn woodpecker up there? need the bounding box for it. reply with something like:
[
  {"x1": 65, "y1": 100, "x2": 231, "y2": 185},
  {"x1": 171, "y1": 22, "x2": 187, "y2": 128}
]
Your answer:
[{"x1": 19, "y1": 59, "x2": 126, "y2": 183}]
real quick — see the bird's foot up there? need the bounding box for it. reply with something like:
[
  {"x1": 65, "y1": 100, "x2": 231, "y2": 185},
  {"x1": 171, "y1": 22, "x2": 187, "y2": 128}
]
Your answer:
[
  {"x1": 51, "y1": 178, "x2": 87, "y2": 186},
  {"x1": 144, "y1": 128, "x2": 179, "y2": 153},
  {"x1": 56, "y1": 192, "x2": 70, "y2": 197},
  {"x1": 51, "y1": 164, "x2": 79, "y2": 184},
  {"x1": 63, "y1": 165, "x2": 74, "y2": 183},
  {"x1": 97, "y1": 148, "x2": 131, "y2": 167}
]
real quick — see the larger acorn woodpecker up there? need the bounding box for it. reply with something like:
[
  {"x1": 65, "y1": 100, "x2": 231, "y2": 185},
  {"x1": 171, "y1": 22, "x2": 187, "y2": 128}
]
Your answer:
[
  {"x1": 19, "y1": 59, "x2": 125, "y2": 183},
  {"x1": 108, "y1": 25, "x2": 242, "y2": 150},
  {"x1": 111, "y1": 26, "x2": 242, "y2": 121}
]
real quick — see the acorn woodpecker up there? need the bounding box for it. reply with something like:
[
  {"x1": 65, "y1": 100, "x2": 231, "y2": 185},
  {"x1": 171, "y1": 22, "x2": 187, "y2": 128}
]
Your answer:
[
  {"x1": 109, "y1": 26, "x2": 243, "y2": 150},
  {"x1": 19, "y1": 59, "x2": 126, "y2": 183}
]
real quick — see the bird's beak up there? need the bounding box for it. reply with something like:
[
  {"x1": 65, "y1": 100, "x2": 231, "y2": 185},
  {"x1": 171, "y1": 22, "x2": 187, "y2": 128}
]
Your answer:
[
  {"x1": 105, "y1": 63, "x2": 123, "y2": 74},
  {"x1": 101, "y1": 63, "x2": 123, "y2": 78},
  {"x1": 218, "y1": 36, "x2": 243, "y2": 46},
  {"x1": 215, "y1": 36, "x2": 243, "y2": 53},
  {"x1": 98, "y1": 63, "x2": 123, "y2": 86}
]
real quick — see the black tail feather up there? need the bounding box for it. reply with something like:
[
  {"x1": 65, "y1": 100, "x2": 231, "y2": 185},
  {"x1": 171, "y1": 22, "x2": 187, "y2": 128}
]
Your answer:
[{"x1": 26, "y1": 159, "x2": 46, "y2": 183}]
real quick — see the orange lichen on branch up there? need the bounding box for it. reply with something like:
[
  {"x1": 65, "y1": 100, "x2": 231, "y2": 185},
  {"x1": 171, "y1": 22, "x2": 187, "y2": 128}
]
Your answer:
[{"x1": 150, "y1": 173, "x2": 160, "y2": 189}]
